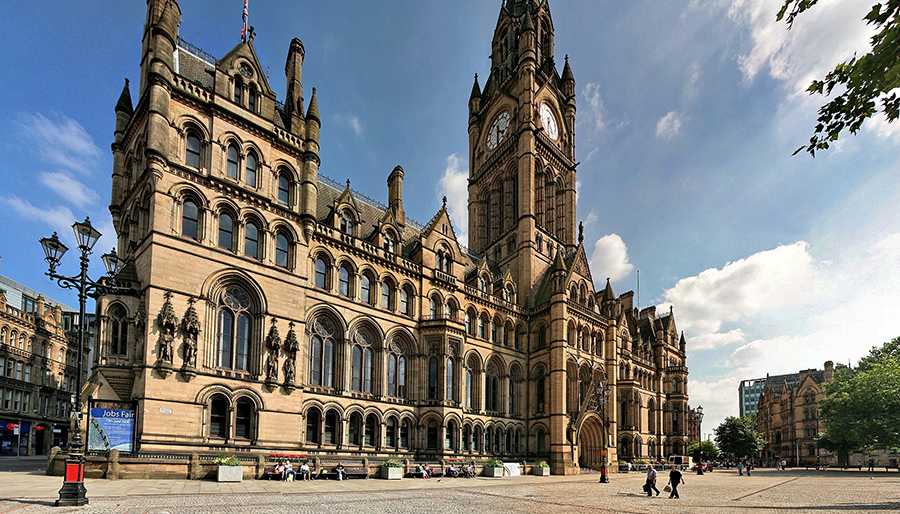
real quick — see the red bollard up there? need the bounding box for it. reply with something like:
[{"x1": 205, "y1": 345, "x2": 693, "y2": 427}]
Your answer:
[{"x1": 599, "y1": 463, "x2": 609, "y2": 483}]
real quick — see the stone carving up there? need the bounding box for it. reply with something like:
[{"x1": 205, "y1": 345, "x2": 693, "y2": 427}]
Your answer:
[
  {"x1": 427, "y1": 342, "x2": 441, "y2": 355},
  {"x1": 354, "y1": 327, "x2": 372, "y2": 347},
  {"x1": 284, "y1": 322, "x2": 299, "y2": 354},
  {"x1": 283, "y1": 356, "x2": 295, "y2": 384},
  {"x1": 265, "y1": 318, "x2": 281, "y2": 352},
  {"x1": 156, "y1": 291, "x2": 178, "y2": 367},
  {"x1": 133, "y1": 300, "x2": 146, "y2": 364},
  {"x1": 265, "y1": 352, "x2": 278, "y2": 382},
  {"x1": 180, "y1": 297, "x2": 200, "y2": 368}
]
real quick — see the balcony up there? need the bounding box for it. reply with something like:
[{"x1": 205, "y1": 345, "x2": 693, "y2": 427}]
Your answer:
[{"x1": 433, "y1": 269, "x2": 457, "y2": 287}]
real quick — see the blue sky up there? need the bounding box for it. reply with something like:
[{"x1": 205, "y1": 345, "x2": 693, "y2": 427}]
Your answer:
[{"x1": 1, "y1": 0, "x2": 898, "y2": 434}]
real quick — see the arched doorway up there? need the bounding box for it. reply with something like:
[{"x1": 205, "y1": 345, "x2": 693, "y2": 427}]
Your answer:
[{"x1": 577, "y1": 415, "x2": 606, "y2": 470}]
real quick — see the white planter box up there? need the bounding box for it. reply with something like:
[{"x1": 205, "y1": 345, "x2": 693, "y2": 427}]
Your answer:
[
  {"x1": 485, "y1": 466, "x2": 504, "y2": 478},
  {"x1": 381, "y1": 466, "x2": 403, "y2": 480},
  {"x1": 217, "y1": 465, "x2": 243, "y2": 482},
  {"x1": 533, "y1": 466, "x2": 550, "y2": 476}
]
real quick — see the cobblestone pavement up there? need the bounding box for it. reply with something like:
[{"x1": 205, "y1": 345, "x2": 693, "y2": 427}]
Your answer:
[{"x1": 2, "y1": 469, "x2": 899, "y2": 513}]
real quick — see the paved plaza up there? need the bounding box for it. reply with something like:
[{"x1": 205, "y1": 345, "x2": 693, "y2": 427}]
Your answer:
[{"x1": 1, "y1": 461, "x2": 899, "y2": 514}]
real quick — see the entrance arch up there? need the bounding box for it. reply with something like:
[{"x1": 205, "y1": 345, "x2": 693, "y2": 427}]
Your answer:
[{"x1": 577, "y1": 415, "x2": 606, "y2": 470}]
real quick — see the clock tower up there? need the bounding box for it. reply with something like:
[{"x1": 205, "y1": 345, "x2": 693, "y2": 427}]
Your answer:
[{"x1": 468, "y1": 0, "x2": 577, "y2": 303}]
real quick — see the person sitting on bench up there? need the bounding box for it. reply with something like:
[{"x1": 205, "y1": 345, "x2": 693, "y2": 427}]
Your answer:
[
  {"x1": 447, "y1": 464, "x2": 459, "y2": 478},
  {"x1": 335, "y1": 462, "x2": 347, "y2": 481},
  {"x1": 299, "y1": 462, "x2": 311, "y2": 481},
  {"x1": 282, "y1": 461, "x2": 296, "y2": 482}
]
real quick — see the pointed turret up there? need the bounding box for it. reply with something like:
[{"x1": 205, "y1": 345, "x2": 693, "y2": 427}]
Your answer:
[
  {"x1": 468, "y1": 74, "x2": 482, "y2": 117},
  {"x1": 284, "y1": 37, "x2": 305, "y2": 133},
  {"x1": 306, "y1": 87, "x2": 320, "y2": 123},
  {"x1": 115, "y1": 79, "x2": 134, "y2": 117},
  {"x1": 679, "y1": 331, "x2": 686, "y2": 353},
  {"x1": 602, "y1": 278, "x2": 615, "y2": 302},
  {"x1": 561, "y1": 55, "x2": 575, "y2": 95},
  {"x1": 306, "y1": 87, "x2": 320, "y2": 147}
]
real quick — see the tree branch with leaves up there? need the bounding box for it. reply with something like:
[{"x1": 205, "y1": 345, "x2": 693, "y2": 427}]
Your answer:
[{"x1": 778, "y1": 0, "x2": 900, "y2": 156}]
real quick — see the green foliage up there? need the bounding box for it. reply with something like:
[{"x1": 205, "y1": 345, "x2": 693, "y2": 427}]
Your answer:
[
  {"x1": 381, "y1": 458, "x2": 402, "y2": 468},
  {"x1": 714, "y1": 415, "x2": 764, "y2": 459},
  {"x1": 687, "y1": 440, "x2": 719, "y2": 460},
  {"x1": 535, "y1": 460, "x2": 548, "y2": 468},
  {"x1": 486, "y1": 457, "x2": 503, "y2": 467},
  {"x1": 778, "y1": 0, "x2": 900, "y2": 156},
  {"x1": 214, "y1": 453, "x2": 241, "y2": 466},
  {"x1": 819, "y1": 336, "x2": 900, "y2": 452}
]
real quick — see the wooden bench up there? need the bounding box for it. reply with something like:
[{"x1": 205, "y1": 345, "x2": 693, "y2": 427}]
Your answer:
[
  {"x1": 407, "y1": 462, "x2": 444, "y2": 478},
  {"x1": 318, "y1": 461, "x2": 368, "y2": 480},
  {"x1": 262, "y1": 461, "x2": 315, "y2": 480}
]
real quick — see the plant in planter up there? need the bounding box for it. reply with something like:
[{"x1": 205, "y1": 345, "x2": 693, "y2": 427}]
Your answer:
[
  {"x1": 485, "y1": 457, "x2": 505, "y2": 478},
  {"x1": 215, "y1": 453, "x2": 243, "y2": 482},
  {"x1": 533, "y1": 460, "x2": 550, "y2": 476},
  {"x1": 381, "y1": 458, "x2": 403, "y2": 480}
]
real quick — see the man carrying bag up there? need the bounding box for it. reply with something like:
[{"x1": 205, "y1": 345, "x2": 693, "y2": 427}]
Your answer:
[{"x1": 644, "y1": 465, "x2": 660, "y2": 496}]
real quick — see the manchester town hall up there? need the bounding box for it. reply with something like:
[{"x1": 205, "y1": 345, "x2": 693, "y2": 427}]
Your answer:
[{"x1": 90, "y1": 0, "x2": 690, "y2": 474}]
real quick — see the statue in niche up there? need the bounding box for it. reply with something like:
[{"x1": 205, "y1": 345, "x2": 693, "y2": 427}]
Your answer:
[
  {"x1": 283, "y1": 357, "x2": 295, "y2": 384},
  {"x1": 265, "y1": 352, "x2": 278, "y2": 382}
]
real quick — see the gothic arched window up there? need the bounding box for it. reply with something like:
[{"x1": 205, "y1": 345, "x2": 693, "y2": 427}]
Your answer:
[
  {"x1": 226, "y1": 144, "x2": 240, "y2": 179},
  {"x1": 244, "y1": 221, "x2": 259, "y2": 259},
  {"x1": 244, "y1": 151, "x2": 258, "y2": 187},
  {"x1": 182, "y1": 199, "x2": 199, "y2": 240},
  {"x1": 235, "y1": 398, "x2": 254, "y2": 439},
  {"x1": 339, "y1": 265, "x2": 351, "y2": 297},
  {"x1": 315, "y1": 258, "x2": 328, "y2": 289},
  {"x1": 446, "y1": 357, "x2": 454, "y2": 401},
  {"x1": 218, "y1": 212, "x2": 234, "y2": 250},
  {"x1": 428, "y1": 356, "x2": 439, "y2": 399},
  {"x1": 275, "y1": 232, "x2": 290, "y2": 268},
  {"x1": 185, "y1": 133, "x2": 201, "y2": 169},
  {"x1": 278, "y1": 173, "x2": 291, "y2": 206},
  {"x1": 108, "y1": 305, "x2": 128, "y2": 356},
  {"x1": 387, "y1": 340, "x2": 406, "y2": 398},
  {"x1": 216, "y1": 287, "x2": 253, "y2": 371},
  {"x1": 485, "y1": 363, "x2": 500, "y2": 412},
  {"x1": 209, "y1": 394, "x2": 229, "y2": 439},
  {"x1": 308, "y1": 318, "x2": 336, "y2": 388},
  {"x1": 340, "y1": 211, "x2": 354, "y2": 236},
  {"x1": 360, "y1": 273, "x2": 373, "y2": 304}
]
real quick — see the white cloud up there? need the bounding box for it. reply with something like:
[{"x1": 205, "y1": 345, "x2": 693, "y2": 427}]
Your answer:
[
  {"x1": 728, "y1": 0, "x2": 873, "y2": 94},
  {"x1": 18, "y1": 113, "x2": 101, "y2": 175},
  {"x1": 333, "y1": 114, "x2": 363, "y2": 136},
  {"x1": 437, "y1": 153, "x2": 468, "y2": 246},
  {"x1": 656, "y1": 111, "x2": 683, "y2": 139},
  {"x1": 2, "y1": 196, "x2": 76, "y2": 243},
  {"x1": 584, "y1": 209, "x2": 598, "y2": 228},
  {"x1": 581, "y1": 82, "x2": 608, "y2": 132},
  {"x1": 666, "y1": 233, "x2": 900, "y2": 433},
  {"x1": 660, "y1": 242, "x2": 818, "y2": 350},
  {"x1": 40, "y1": 171, "x2": 100, "y2": 208},
  {"x1": 589, "y1": 234, "x2": 634, "y2": 287}
]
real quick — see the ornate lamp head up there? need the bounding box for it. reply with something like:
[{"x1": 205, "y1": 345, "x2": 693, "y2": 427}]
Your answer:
[
  {"x1": 101, "y1": 248, "x2": 125, "y2": 277},
  {"x1": 40, "y1": 232, "x2": 69, "y2": 271},
  {"x1": 72, "y1": 217, "x2": 102, "y2": 251}
]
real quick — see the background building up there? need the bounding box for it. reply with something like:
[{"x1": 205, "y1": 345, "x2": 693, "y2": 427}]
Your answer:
[
  {"x1": 738, "y1": 378, "x2": 766, "y2": 417},
  {"x1": 757, "y1": 363, "x2": 832, "y2": 466},
  {"x1": 0, "y1": 272, "x2": 91, "y2": 455},
  {"x1": 87, "y1": 0, "x2": 690, "y2": 474}
]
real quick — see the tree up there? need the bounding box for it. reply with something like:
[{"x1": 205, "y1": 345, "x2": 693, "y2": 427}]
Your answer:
[
  {"x1": 688, "y1": 440, "x2": 719, "y2": 461},
  {"x1": 778, "y1": 1, "x2": 900, "y2": 156},
  {"x1": 714, "y1": 414, "x2": 764, "y2": 460},
  {"x1": 818, "y1": 336, "x2": 900, "y2": 453}
]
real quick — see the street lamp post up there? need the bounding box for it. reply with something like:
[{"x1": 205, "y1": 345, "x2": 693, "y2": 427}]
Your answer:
[
  {"x1": 40, "y1": 217, "x2": 136, "y2": 507},
  {"x1": 594, "y1": 377, "x2": 611, "y2": 484},
  {"x1": 695, "y1": 406, "x2": 704, "y2": 475}
]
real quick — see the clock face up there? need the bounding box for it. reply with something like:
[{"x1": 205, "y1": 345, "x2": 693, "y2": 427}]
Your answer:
[
  {"x1": 486, "y1": 110, "x2": 511, "y2": 150},
  {"x1": 540, "y1": 103, "x2": 559, "y2": 140}
]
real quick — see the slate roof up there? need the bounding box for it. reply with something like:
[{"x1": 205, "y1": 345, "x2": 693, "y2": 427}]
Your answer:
[{"x1": 176, "y1": 43, "x2": 215, "y2": 91}]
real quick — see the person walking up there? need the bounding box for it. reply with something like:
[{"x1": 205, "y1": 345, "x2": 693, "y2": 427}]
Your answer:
[
  {"x1": 645, "y1": 465, "x2": 660, "y2": 496},
  {"x1": 668, "y1": 465, "x2": 684, "y2": 499},
  {"x1": 747, "y1": 461, "x2": 753, "y2": 476},
  {"x1": 868, "y1": 459, "x2": 875, "y2": 472},
  {"x1": 738, "y1": 462, "x2": 744, "y2": 476}
]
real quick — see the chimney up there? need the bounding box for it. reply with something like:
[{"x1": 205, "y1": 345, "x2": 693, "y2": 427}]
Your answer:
[
  {"x1": 387, "y1": 165, "x2": 405, "y2": 226},
  {"x1": 824, "y1": 360, "x2": 834, "y2": 382}
]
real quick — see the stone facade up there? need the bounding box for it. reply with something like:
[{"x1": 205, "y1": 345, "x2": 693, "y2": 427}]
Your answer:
[
  {"x1": 757, "y1": 362, "x2": 833, "y2": 466},
  {"x1": 89, "y1": 0, "x2": 689, "y2": 474},
  {"x1": 0, "y1": 274, "x2": 86, "y2": 455}
]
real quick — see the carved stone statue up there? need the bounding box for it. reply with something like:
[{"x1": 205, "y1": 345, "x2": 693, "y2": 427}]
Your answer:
[
  {"x1": 183, "y1": 341, "x2": 197, "y2": 367},
  {"x1": 266, "y1": 352, "x2": 278, "y2": 382},
  {"x1": 283, "y1": 357, "x2": 295, "y2": 384}
]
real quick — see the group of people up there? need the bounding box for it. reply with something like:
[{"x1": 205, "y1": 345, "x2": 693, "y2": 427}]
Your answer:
[
  {"x1": 737, "y1": 461, "x2": 754, "y2": 476},
  {"x1": 274, "y1": 460, "x2": 313, "y2": 481},
  {"x1": 275, "y1": 460, "x2": 349, "y2": 481},
  {"x1": 415, "y1": 463, "x2": 477, "y2": 478},
  {"x1": 644, "y1": 465, "x2": 685, "y2": 499}
]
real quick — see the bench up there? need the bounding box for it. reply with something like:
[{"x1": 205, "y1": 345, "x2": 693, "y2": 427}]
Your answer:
[
  {"x1": 408, "y1": 462, "x2": 444, "y2": 478},
  {"x1": 318, "y1": 461, "x2": 368, "y2": 480},
  {"x1": 262, "y1": 461, "x2": 315, "y2": 480}
]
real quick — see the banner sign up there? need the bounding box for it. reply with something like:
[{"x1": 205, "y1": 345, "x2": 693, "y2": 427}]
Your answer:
[
  {"x1": 503, "y1": 463, "x2": 521, "y2": 476},
  {"x1": 88, "y1": 408, "x2": 135, "y2": 452}
]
